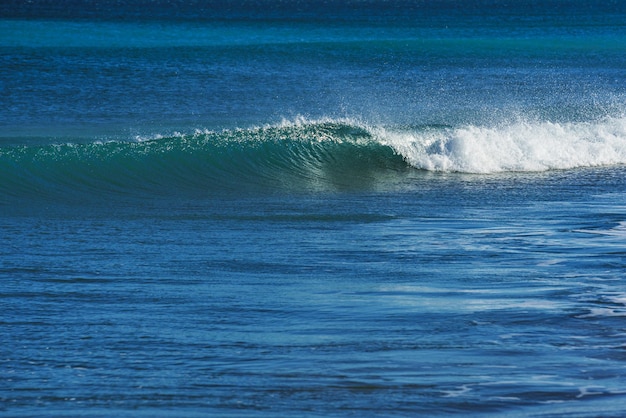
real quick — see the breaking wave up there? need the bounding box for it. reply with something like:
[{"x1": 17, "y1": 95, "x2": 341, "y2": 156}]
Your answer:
[
  {"x1": 1, "y1": 116, "x2": 626, "y2": 198},
  {"x1": 380, "y1": 116, "x2": 626, "y2": 173}
]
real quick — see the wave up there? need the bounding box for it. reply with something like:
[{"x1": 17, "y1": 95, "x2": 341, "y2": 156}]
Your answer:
[
  {"x1": 0, "y1": 119, "x2": 407, "y2": 198},
  {"x1": 1, "y1": 116, "x2": 626, "y2": 199}
]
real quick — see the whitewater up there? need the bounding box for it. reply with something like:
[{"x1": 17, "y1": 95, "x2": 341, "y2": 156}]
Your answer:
[{"x1": 380, "y1": 116, "x2": 626, "y2": 173}]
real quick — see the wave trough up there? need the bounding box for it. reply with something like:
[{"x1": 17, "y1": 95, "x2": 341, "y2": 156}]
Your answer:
[{"x1": 2, "y1": 117, "x2": 626, "y2": 198}]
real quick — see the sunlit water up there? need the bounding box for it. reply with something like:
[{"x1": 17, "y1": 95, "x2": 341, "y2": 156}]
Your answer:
[{"x1": 2, "y1": 1, "x2": 626, "y2": 416}]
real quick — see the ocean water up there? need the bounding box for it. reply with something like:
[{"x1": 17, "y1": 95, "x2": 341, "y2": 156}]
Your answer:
[{"x1": 3, "y1": 1, "x2": 626, "y2": 416}]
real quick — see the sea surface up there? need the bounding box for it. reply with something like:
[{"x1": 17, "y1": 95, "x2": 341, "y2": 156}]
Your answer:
[{"x1": 2, "y1": 1, "x2": 626, "y2": 416}]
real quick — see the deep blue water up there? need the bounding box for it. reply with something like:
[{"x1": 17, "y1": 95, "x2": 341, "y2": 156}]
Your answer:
[{"x1": 3, "y1": 1, "x2": 626, "y2": 416}]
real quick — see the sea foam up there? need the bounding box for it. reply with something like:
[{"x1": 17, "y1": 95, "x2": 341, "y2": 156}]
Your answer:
[{"x1": 379, "y1": 116, "x2": 626, "y2": 173}]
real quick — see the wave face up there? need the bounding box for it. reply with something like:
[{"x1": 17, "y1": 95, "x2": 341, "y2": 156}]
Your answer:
[
  {"x1": 0, "y1": 120, "x2": 407, "y2": 199},
  {"x1": 2, "y1": 117, "x2": 626, "y2": 199}
]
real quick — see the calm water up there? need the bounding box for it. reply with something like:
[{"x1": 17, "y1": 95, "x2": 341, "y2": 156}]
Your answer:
[{"x1": 2, "y1": 1, "x2": 626, "y2": 416}]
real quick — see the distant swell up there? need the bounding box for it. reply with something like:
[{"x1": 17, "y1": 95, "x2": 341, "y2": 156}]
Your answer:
[{"x1": 2, "y1": 117, "x2": 626, "y2": 199}]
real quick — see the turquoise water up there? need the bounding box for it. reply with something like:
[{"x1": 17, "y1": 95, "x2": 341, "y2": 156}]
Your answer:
[{"x1": 3, "y1": 1, "x2": 626, "y2": 416}]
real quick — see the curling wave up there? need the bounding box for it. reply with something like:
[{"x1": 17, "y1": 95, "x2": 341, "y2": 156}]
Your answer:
[
  {"x1": 0, "y1": 120, "x2": 407, "y2": 198},
  {"x1": 1, "y1": 117, "x2": 626, "y2": 199}
]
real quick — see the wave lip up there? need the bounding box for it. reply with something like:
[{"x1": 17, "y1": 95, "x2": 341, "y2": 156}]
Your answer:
[{"x1": 380, "y1": 116, "x2": 626, "y2": 173}]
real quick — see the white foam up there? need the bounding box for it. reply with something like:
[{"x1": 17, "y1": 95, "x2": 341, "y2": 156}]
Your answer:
[
  {"x1": 577, "y1": 307, "x2": 626, "y2": 318},
  {"x1": 577, "y1": 386, "x2": 607, "y2": 398},
  {"x1": 575, "y1": 221, "x2": 626, "y2": 236},
  {"x1": 378, "y1": 116, "x2": 626, "y2": 173}
]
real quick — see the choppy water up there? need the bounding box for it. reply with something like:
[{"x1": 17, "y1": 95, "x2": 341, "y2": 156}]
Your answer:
[{"x1": 2, "y1": 1, "x2": 626, "y2": 416}]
